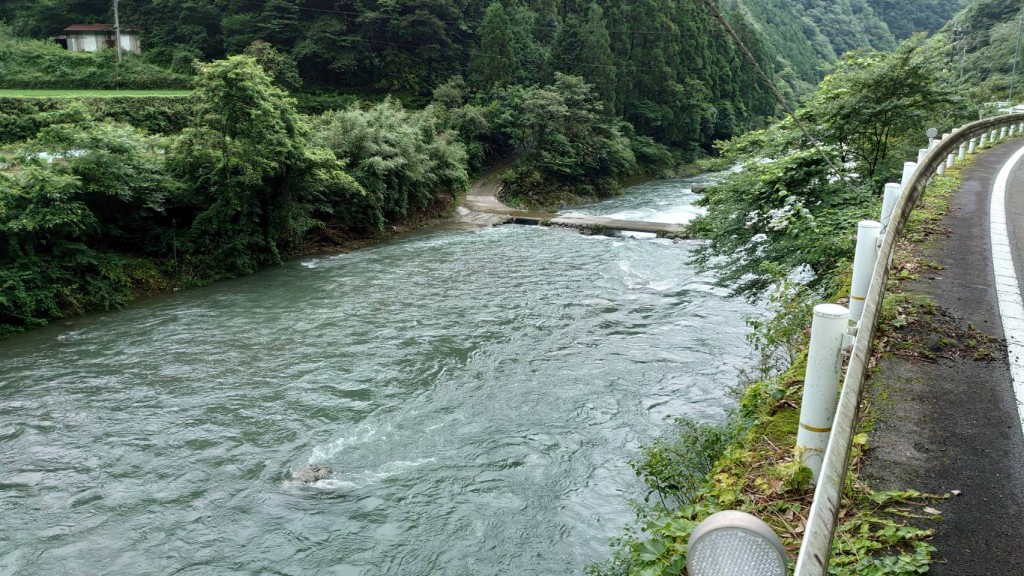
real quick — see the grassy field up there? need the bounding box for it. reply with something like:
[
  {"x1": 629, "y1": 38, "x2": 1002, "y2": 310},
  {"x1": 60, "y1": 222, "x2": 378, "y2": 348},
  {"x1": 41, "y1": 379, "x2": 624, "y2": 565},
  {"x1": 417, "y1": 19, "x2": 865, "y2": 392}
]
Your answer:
[{"x1": 0, "y1": 89, "x2": 191, "y2": 98}]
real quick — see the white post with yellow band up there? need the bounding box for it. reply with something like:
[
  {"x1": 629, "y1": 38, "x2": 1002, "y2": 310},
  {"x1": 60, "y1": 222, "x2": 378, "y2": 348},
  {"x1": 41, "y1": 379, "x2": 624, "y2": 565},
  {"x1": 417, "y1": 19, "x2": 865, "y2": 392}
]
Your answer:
[{"x1": 796, "y1": 303, "x2": 850, "y2": 484}]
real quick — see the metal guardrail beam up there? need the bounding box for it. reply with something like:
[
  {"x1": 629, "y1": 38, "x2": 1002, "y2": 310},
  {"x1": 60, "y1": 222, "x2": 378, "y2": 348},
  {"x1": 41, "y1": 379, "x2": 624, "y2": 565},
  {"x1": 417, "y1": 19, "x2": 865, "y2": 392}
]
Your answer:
[{"x1": 793, "y1": 112, "x2": 1024, "y2": 576}]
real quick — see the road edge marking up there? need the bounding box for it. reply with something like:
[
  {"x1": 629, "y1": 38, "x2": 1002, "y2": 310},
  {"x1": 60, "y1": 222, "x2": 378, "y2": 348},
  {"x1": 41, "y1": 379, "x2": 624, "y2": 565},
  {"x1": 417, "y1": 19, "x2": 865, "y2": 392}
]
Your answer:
[{"x1": 990, "y1": 143, "x2": 1024, "y2": 437}]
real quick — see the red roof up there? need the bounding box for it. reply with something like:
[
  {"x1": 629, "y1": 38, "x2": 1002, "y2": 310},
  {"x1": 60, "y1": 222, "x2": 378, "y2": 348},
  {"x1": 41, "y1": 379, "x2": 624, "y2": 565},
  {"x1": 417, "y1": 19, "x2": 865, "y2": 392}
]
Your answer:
[{"x1": 63, "y1": 24, "x2": 137, "y2": 32}]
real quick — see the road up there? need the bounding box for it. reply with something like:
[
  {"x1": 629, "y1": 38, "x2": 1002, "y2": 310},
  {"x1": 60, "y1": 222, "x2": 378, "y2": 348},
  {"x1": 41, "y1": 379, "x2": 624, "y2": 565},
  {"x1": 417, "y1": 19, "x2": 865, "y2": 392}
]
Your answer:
[{"x1": 862, "y1": 140, "x2": 1024, "y2": 575}]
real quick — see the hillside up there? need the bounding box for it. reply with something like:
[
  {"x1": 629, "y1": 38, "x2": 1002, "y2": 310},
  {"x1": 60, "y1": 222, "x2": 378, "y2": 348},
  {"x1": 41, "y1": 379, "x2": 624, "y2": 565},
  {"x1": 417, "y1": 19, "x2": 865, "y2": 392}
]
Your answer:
[
  {"x1": 931, "y1": 0, "x2": 1024, "y2": 102},
  {"x1": 868, "y1": 0, "x2": 971, "y2": 39}
]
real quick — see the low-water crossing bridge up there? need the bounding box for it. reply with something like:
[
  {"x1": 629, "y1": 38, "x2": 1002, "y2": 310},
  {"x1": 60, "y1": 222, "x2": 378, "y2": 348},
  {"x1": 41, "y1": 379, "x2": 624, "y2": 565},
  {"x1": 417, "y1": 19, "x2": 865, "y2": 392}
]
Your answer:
[{"x1": 457, "y1": 169, "x2": 691, "y2": 238}]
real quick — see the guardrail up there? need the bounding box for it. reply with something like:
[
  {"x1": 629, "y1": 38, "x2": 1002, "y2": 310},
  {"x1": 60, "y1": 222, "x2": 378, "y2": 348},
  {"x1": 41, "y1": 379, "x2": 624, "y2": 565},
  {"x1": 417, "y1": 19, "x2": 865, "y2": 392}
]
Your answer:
[{"x1": 792, "y1": 112, "x2": 1024, "y2": 575}]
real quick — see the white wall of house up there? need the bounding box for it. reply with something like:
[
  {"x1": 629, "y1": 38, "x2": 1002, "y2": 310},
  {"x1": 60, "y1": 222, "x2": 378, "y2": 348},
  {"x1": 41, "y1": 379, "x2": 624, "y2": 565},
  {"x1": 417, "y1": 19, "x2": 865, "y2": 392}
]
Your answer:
[{"x1": 66, "y1": 31, "x2": 140, "y2": 54}]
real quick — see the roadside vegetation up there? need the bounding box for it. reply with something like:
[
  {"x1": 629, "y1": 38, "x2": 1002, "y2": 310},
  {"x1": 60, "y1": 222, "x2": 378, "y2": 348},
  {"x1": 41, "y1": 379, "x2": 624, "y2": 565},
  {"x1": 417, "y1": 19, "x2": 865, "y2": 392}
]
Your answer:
[{"x1": 587, "y1": 34, "x2": 983, "y2": 575}]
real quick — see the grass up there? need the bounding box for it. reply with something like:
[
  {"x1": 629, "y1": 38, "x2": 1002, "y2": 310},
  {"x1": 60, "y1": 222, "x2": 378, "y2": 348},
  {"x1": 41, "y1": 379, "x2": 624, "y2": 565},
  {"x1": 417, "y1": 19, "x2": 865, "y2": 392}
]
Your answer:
[{"x1": 0, "y1": 89, "x2": 191, "y2": 98}]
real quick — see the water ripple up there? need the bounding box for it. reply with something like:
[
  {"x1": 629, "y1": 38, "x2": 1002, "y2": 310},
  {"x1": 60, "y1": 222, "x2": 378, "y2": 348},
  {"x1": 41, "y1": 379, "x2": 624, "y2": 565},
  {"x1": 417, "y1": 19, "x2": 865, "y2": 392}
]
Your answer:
[{"x1": 0, "y1": 177, "x2": 758, "y2": 576}]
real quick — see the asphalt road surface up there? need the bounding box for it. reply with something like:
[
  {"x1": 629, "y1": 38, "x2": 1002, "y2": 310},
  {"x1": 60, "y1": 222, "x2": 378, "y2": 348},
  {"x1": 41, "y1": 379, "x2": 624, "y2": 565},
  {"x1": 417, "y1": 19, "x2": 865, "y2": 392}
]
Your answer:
[{"x1": 862, "y1": 140, "x2": 1024, "y2": 575}]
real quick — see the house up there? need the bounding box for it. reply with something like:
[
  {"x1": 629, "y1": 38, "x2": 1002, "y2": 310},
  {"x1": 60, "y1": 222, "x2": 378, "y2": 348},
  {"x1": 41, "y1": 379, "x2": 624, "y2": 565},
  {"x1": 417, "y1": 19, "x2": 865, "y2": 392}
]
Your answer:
[{"x1": 57, "y1": 24, "x2": 140, "y2": 55}]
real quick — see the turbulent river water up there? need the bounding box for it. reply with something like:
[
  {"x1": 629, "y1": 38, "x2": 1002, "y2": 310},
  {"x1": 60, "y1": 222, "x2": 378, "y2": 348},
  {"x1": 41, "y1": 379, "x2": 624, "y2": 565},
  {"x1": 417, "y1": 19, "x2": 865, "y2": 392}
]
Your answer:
[{"x1": 0, "y1": 175, "x2": 759, "y2": 576}]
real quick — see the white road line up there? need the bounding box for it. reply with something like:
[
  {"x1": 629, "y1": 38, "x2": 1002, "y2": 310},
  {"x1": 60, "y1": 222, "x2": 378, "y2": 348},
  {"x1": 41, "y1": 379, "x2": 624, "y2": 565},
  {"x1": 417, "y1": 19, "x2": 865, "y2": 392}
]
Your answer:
[{"x1": 990, "y1": 143, "x2": 1024, "y2": 437}]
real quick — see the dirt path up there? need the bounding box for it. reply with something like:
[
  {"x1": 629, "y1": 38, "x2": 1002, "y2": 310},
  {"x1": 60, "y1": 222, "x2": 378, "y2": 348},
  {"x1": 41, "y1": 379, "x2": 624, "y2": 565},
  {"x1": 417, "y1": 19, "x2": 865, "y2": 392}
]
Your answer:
[
  {"x1": 453, "y1": 162, "x2": 529, "y2": 227},
  {"x1": 861, "y1": 141, "x2": 1024, "y2": 575}
]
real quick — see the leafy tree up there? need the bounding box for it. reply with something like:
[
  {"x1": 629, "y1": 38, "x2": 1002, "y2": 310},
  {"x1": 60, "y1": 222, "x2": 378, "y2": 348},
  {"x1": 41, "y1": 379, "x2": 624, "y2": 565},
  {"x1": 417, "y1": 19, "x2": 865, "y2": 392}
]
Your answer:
[
  {"x1": 24, "y1": 120, "x2": 178, "y2": 253},
  {"x1": 292, "y1": 14, "x2": 361, "y2": 86},
  {"x1": 168, "y1": 55, "x2": 362, "y2": 276},
  {"x1": 243, "y1": 40, "x2": 302, "y2": 92},
  {"x1": 803, "y1": 36, "x2": 955, "y2": 182},
  {"x1": 498, "y1": 74, "x2": 640, "y2": 205},
  {"x1": 313, "y1": 99, "x2": 469, "y2": 223},
  {"x1": 691, "y1": 36, "x2": 957, "y2": 296},
  {"x1": 691, "y1": 130, "x2": 875, "y2": 295},
  {"x1": 0, "y1": 115, "x2": 178, "y2": 332}
]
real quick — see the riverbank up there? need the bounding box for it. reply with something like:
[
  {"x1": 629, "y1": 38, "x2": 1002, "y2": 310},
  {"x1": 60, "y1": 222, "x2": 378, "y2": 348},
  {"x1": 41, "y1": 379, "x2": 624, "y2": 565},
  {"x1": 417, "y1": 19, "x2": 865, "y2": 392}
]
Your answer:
[
  {"x1": 0, "y1": 176, "x2": 753, "y2": 576},
  {"x1": 593, "y1": 168, "x2": 975, "y2": 575}
]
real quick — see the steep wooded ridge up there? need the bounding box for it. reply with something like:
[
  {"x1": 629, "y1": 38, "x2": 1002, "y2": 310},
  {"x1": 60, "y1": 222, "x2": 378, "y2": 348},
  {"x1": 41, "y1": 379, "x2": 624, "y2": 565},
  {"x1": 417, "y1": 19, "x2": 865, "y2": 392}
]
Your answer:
[
  {"x1": 0, "y1": 1, "x2": 947, "y2": 129},
  {"x1": 932, "y1": 0, "x2": 1024, "y2": 102},
  {"x1": 0, "y1": 0, "x2": 982, "y2": 335}
]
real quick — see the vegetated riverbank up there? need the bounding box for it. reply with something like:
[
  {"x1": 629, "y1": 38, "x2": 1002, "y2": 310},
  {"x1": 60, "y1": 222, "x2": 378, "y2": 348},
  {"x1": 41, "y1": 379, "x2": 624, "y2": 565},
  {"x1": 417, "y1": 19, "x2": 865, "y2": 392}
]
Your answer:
[
  {"x1": 0, "y1": 175, "x2": 758, "y2": 576},
  {"x1": 589, "y1": 161, "x2": 975, "y2": 576}
]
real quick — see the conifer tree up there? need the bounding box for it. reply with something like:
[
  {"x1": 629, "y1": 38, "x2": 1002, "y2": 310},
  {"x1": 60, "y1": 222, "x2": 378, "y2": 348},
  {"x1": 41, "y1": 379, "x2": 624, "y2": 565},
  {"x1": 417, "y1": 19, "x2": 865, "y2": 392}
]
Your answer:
[{"x1": 469, "y1": 2, "x2": 517, "y2": 90}]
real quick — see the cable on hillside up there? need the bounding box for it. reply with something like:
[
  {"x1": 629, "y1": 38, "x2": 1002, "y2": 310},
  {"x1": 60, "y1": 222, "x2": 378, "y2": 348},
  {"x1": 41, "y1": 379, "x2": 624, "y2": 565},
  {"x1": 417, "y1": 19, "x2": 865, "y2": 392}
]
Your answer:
[{"x1": 694, "y1": 0, "x2": 857, "y2": 192}]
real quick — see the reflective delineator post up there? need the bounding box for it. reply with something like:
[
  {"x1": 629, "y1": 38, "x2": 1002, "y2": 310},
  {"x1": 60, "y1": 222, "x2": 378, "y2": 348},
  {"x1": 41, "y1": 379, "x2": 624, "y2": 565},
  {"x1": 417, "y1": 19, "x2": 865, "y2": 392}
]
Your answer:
[
  {"x1": 849, "y1": 220, "x2": 882, "y2": 323},
  {"x1": 900, "y1": 161, "x2": 917, "y2": 191},
  {"x1": 969, "y1": 137, "x2": 978, "y2": 154},
  {"x1": 958, "y1": 143, "x2": 967, "y2": 162},
  {"x1": 797, "y1": 304, "x2": 850, "y2": 484},
  {"x1": 881, "y1": 183, "x2": 901, "y2": 229}
]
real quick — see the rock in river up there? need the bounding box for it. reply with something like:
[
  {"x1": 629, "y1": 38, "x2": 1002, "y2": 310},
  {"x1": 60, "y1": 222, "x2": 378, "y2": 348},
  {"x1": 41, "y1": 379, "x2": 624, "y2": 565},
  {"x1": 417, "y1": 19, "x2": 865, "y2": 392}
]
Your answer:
[{"x1": 292, "y1": 465, "x2": 333, "y2": 483}]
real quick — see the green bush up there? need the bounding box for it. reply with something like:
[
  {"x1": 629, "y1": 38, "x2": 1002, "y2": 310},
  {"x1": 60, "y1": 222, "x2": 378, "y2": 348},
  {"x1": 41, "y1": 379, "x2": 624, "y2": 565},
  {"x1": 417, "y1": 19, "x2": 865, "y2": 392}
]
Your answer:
[
  {"x1": 313, "y1": 98, "x2": 469, "y2": 224},
  {"x1": 0, "y1": 36, "x2": 189, "y2": 90},
  {"x1": 0, "y1": 97, "x2": 192, "y2": 144},
  {"x1": 0, "y1": 114, "x2": 180, "y2": 334}
]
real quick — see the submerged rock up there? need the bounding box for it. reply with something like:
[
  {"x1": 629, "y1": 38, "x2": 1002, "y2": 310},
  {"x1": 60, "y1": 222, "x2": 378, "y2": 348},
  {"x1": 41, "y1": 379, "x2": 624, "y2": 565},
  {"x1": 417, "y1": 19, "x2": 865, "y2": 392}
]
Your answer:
[{"x1": 292, "y1": 465, "x2": 333, "y2": 483}]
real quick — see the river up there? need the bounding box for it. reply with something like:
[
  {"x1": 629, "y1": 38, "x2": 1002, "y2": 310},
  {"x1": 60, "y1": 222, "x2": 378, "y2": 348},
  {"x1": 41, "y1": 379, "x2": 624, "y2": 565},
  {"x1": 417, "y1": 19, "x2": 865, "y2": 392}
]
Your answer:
[{"x1": 0, "y1": 175, "x2": 757, "y2": 575}]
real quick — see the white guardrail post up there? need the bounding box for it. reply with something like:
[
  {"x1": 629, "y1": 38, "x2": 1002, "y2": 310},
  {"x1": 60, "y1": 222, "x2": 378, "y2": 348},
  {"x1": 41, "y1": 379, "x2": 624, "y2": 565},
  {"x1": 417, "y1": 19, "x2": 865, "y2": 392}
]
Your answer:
[
  {"x1": 849, "y1": 221, "x2": 882, "y2": 323},
  {"x1": 796, "y1": 304, "x2": 850, "y2": 483},
  {"x1": 791, "y1": 114, "x2": 1024, "y2": 576},
  {"x1": 881, "y1": 182, "x2": 902, "y2": 229},
  {"x1": 900, "y1": 162, "x2": 916, "y2": 191}
]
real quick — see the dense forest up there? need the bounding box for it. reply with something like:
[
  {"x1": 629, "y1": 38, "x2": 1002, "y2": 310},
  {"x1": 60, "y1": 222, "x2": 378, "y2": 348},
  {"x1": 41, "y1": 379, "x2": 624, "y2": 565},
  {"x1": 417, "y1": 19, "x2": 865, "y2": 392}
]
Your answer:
[
  {"x1": 3, "y1": 0, "x2": 1016, "y2": 573},
  {"x1": 0, "y1": 0, "x2": 991, "y2": 336},
  {"x1": 931, "y1": 0, "x2": 1024, "y2": 102},
  {"x1": 0, "y1": 1, "x2": 954, "y2": 99}
]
